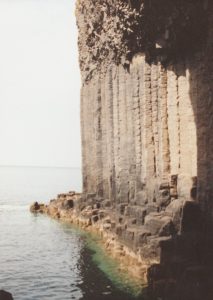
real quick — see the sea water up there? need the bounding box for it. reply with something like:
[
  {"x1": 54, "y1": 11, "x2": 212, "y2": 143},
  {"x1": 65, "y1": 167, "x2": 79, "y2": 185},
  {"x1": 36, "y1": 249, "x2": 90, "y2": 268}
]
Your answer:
[{"x1": 0, "y1": 166, "x2": 141, "y2": 300}]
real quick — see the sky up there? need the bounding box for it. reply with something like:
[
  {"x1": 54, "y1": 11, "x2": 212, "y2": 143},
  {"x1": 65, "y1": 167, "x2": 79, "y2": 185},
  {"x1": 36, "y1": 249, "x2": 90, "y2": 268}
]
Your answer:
[{"x1": 0, "y1": 0, "x2": 81, "y2": 168}]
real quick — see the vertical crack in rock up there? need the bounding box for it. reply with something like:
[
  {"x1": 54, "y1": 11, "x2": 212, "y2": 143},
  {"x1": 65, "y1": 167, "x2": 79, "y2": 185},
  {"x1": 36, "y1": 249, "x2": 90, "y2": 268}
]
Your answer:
[{"x1": 76, "y1": 1, "x2": 213, "y2": 299}]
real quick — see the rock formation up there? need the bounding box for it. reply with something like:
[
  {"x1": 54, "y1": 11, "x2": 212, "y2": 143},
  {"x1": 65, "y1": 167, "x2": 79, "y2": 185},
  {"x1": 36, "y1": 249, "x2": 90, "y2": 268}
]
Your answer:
[{"x1": 75, "y1": 0, "x2": 213, "y2": 299}]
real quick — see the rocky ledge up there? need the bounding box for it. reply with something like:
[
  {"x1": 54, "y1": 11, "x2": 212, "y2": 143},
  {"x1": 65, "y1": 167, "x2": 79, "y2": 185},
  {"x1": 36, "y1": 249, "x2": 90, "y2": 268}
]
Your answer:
[
  {"x1": 30, "y1": 191, "x2": 213, "y2": 299},
  {"x1": 30, "y1": 191, "x2": 149, "y2": 284}
]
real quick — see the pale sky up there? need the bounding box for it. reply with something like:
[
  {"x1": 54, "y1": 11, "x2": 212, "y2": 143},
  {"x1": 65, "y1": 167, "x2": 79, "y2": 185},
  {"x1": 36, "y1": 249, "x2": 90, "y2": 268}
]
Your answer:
[{"x1": 0, "y1": 0, "x2": 81, "y2": 168}]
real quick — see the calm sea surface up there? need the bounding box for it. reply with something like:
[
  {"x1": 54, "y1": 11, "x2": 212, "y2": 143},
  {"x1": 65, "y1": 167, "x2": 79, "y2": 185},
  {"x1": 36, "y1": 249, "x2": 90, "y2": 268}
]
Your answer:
[{"x1": 0, "y1": 166, "x2": 141, "y2": 300}]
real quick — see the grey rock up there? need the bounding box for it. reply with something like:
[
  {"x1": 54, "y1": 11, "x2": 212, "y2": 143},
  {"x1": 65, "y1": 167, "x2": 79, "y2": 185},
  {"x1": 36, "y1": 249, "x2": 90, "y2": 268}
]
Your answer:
[{"x1": 144, "y1": 213, "x2": 172, "y2": 235}]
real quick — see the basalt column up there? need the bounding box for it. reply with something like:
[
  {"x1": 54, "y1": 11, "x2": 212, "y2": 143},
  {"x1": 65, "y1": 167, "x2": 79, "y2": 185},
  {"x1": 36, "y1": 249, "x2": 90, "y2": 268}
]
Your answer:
[{"x1": 77, "y1": 1, "x2": 213, "y2": 299}]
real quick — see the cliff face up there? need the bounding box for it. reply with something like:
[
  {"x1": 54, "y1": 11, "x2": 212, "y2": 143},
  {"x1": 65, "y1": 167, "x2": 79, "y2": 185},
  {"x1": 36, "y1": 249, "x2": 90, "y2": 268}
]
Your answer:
[{"x1": 76, "y1": 1, "x2": 213, "y2": 298}]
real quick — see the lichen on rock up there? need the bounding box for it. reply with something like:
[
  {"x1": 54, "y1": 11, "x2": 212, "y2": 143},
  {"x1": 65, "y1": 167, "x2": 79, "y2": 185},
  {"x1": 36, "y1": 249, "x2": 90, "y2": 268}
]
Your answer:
[
  {"x1": 76, "y1": 0, "x2": 144, "y2": 81},
  {"x1": 76, "y1": 0, "x2": 207, "y2": 82}
]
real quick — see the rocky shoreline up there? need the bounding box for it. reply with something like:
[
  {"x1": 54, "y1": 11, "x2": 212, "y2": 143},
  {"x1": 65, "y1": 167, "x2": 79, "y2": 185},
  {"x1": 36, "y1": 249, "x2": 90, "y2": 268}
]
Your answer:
[
  {"x1": 30, "y1": 191, "x2": 161, "y2": 291},
  {"x1": 30, "y1": 190, "x2": 213, "y2": 300}
]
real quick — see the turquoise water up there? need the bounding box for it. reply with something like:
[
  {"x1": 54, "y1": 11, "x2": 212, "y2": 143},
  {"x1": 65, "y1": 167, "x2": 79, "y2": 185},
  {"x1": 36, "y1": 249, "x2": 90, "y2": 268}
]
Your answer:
[{"x1": 0, "y1": 166, "x2": 142, "y2": 300}]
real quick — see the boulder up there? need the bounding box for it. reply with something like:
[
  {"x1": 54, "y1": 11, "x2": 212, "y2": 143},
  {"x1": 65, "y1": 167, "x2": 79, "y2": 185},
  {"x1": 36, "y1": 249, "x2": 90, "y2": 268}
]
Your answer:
[
  {"x1": 62, "y1": 199, "x2": 74, "y2": 209},
  {"x1": 136, "y1": 229, "x2": 152, "y2": 246},
  {"x1": 30, "y1": 202, "x2": 45, "y2": 213},
  {"x1": 30, "y1": 201, "x2": 40, "y2": 212},
  {"x1": 144, "y1": 213, "x2": 172, "y2": 235},
  {"x1": 165, "y1": 199, "x2": 183, "y2": 232},
  {"x1": 68, "y1": 191, "x2": 76, "y2": 196},
  {"x1": 102, "y1": 199, "x2": 112, "y2": 208},
  {"x1": 57, "y1": 193, "x2": 67, "y2": 200},
  {"x1": 157, "y1": 188, "x2": 171, "y2": 208}
]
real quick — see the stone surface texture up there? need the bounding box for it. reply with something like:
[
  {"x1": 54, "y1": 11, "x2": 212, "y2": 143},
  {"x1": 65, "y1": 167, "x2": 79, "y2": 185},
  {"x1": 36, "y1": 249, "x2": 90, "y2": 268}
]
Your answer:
[
  {"x1": 39, "y1": 1, "x2": 213, "y2": 299},
  {"x1": 77, "y1": 0, "x2": 213, "y2": 216}
]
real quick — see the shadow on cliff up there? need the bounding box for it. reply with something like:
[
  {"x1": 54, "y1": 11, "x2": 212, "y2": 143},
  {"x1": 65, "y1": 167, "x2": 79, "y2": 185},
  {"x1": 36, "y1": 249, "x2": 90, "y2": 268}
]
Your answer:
[{"x1": 144, "y1": 1, "x2": 213, "y2": 300}]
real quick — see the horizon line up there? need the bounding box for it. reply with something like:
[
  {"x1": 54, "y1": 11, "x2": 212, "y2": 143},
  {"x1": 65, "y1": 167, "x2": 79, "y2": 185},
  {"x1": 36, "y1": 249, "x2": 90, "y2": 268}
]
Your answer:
[{"x1": 0, "y1": 164, "x2": 81, "y2": 169}]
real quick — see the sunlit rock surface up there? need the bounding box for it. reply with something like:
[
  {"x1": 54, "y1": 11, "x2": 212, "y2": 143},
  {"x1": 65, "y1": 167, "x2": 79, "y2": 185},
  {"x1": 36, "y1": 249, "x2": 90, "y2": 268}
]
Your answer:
[{"x1": 75, "y1": 1, "x2": 213, "y2": 299}]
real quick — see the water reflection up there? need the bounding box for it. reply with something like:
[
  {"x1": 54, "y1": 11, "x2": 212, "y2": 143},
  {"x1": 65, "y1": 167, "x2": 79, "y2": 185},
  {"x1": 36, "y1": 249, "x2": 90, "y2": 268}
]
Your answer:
[
  {"x1": 76, "y1": 242, "x2": 140, "y2": 300},
  {"x1": 0, "y1": 167, "x2": 143, "y2": 300}
]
